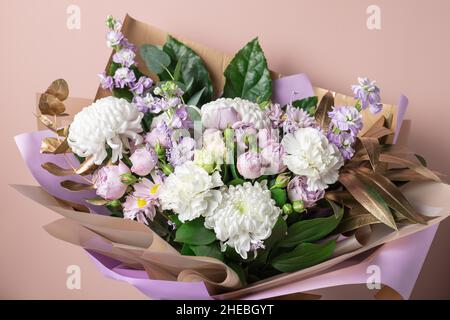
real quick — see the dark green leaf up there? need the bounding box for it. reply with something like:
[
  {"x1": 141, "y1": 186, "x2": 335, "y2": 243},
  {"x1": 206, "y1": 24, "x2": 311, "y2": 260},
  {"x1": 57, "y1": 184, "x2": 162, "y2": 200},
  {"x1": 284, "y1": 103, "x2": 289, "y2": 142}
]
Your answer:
[
  {"x1": 141, "y1": 113, "x2": 153, "y2": 133},
  {"x1": 229, "y1": 178, "x2": 245, "y2": 186},
  {"x1": 181, "y1": 243, "x2": 195, "y2": 256},
  {"x1": 271, "y1": 240, "x2": 336, "y2": 273},
  {"x1": 112, "y1": 88, "x2": 133, "y2": 102},
  {"x1": 278, "y1": 201, "x2": 344, "y2": 248},
  {"x1": 190, "y1": 242, "x2": 224, "y2": 261},
  {"x1": 175, "y1": 218, "x2": 216, "y2": 245},
  {"x1": 292, "y1": 96, "x2": 318, "y2": 115},
  {"x1": 162, "y1": 36, "x2": 214, "y2": 105},
  {"x1": 264, "y1": 217, "x2": 288, "y2": 248},
  {"x1": 271, "y1": 188, "x2": 287, "y2": 208},
  {"x1": 186, "y1": 88, "x2": 206, "y2": 106},
  {"x1": 415, "y1": 154, "x2": 427, "y2": 167},
  {"x1": 140, "y1": 44, "x2": 171, "y2": 74},
  {"x1": 223, "y1": 38, "x2": 272, "y2": 102}
]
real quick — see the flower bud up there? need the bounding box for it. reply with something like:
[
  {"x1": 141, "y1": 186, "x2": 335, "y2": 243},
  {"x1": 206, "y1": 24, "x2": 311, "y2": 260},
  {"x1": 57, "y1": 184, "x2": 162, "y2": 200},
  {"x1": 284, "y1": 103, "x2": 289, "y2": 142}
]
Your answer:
[
  {"x1": 154, "y1": 142, "x2": 166, "y2": 159},
  {"x1": 120, "y1": 173, "x2": 137, "y2": 185},
  {"x1": 161, "y1": 163, "x2": 174, "y2": 176},
  {"x1": 282, "y1": 203, "x2": 293, "y2": 215},
  {"x1": 107, "y1": 199, "x2": 122, "y2": 207},
  {"x1": 271, "y1": 174, "x2": 290, "y2": 190},
  {"x1": 292, "y1": 200, "x2": 305, "y2": 213}
]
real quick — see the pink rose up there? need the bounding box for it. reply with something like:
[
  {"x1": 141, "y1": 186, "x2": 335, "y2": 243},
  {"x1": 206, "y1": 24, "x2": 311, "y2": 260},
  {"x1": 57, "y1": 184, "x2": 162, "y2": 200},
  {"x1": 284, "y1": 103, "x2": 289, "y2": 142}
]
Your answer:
[
  {"x1": 94, "y1": 161, "x2": 130, "y2": 200},
  {"x1": 130, "y1": 147, "x2": 157, "y2": 176},
  {"x1": 237, "y1": 152, "x2": 264, "y2": 179},
  {"x1": 287, "y1": 176, "x2": 325, "y2": 208},
  {"x1": 261, "y1": 143, "x2": 287, "y2": 175},
  {"x1": 203, "y1": 105, "x2": 241, "y2": 130}
]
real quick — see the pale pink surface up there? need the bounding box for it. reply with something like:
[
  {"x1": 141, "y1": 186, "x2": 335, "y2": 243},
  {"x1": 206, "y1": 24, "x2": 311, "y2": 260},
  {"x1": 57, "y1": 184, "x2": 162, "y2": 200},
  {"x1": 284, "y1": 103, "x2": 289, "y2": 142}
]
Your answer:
[{"x1": 1, "y1": 0, "x2": 449, "y2": 299}]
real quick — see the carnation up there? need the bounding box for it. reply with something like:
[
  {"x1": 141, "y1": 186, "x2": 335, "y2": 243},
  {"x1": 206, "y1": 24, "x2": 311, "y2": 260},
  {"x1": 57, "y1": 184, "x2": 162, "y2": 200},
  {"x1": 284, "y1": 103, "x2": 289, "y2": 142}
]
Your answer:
[
  {"x1": 281, "y1": 127, "x2": 344, "y2": 191},
  {"x1": 201, "y1": 98, "x2": 271, "y2": 130},
  {"x1": 159, "y1": 162, "x2": 223, "y2": 222},
  {"x1": 204, "y1": 181, "x2": 281, "y2": 259},
  {"x1": 68, "y1": 96, "x2": 143, "y2": 165}
]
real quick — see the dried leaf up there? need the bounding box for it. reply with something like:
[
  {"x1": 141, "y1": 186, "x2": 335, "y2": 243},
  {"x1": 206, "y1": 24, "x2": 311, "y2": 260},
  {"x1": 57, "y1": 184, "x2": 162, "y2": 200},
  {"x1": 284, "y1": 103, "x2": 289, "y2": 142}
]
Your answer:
[
  {"x1": 379, "y1": 154, "x2": 441, "y2": 182},
  {"x1": 85, "y1": 198, "x2": 109, "y2": 206},
  {"x1": 361, "y1": 116, "x2": 394, "y2": 139},
  {"x1": 385, "y1": 168, "x2": 439, "y2": 182},
  {"x1": 358, "y1": 137, "x2": 380, "y2": 171},
  {"x1": 45, "y1": 79, "x2": 69, "y2": 101},
  {"x1": 40, "y1": 137, "x2": 69, "y2": 154},
  {"x1": 61, "y1": 180, "x2": 94, "y2": 191},
  {"x1": 315, "y1": 91, "x2": 334, "y2": 130},
  {"x1": 75, "y1": 156, "x2": 97, "y2": 175},
  {"x1": 38, "y1": 93, "x2": 66, "y2": 115},
  {"x1": 41, "y1": 162, "x2": 75, "y2": 176},
  {"x1": 336, "y1": 213, "x2": 381, "y2": 234},
  {"x1": 354, "y1": 168, "x2": 427, "y2": 224},
  {"x1": 339, "y1": 172, "x2": 397, "y2": 230},
  {"x1": 54, "y1": 197, "x2": 90, "y2": 213}
]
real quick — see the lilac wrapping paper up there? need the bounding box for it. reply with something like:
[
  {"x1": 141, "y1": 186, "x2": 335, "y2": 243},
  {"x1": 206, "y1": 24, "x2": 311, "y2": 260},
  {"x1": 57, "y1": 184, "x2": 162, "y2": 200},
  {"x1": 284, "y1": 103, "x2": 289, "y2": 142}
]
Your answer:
[{"x1": 15, "y1": 74, "x2": 436, "y2": 300}]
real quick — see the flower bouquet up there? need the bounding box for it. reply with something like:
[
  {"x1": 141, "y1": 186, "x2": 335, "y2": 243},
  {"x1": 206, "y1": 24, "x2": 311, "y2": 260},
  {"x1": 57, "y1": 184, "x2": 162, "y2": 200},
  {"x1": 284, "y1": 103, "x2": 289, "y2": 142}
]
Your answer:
[{"x1": 14, "y1": 15, "x2": 450, "y2": 300}]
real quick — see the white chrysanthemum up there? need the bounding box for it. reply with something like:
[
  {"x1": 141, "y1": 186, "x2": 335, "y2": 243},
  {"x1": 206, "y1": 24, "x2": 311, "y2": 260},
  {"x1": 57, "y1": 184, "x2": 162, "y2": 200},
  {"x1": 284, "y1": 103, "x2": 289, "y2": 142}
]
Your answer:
[
  {"x1": 159, "y1": 162, "x2": 223, "y2": 222},
  {"x1": 204, "y1": 181, "x2": 281, "y2": 259},
  {"x1": 201, "y1": 98, "x2": 271, "y2": 129},
  {"x1": 68, "y1": 97, "x2": 144, "y2": 165},
  {"x1": 282, "y1": 127, "x2": 344, "y2": 191}
]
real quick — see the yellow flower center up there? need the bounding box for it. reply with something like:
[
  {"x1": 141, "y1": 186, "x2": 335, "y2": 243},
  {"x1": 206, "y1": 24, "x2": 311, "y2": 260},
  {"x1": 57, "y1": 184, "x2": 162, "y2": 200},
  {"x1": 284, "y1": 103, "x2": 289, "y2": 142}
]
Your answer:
[
  {"x1": 137, "y1": 198, "x2": 147, "y2": 208},
  {"x1": 150, "y1": 184, "x2": 160, "y2": 195}
]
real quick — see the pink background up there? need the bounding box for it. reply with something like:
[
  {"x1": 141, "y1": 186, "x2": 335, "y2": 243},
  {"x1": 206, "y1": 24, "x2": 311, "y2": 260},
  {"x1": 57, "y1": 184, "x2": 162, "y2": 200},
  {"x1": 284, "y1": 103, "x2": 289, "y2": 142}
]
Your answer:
[{"x1": 1, "y1": 0, "x2": 449, "y2": 299}]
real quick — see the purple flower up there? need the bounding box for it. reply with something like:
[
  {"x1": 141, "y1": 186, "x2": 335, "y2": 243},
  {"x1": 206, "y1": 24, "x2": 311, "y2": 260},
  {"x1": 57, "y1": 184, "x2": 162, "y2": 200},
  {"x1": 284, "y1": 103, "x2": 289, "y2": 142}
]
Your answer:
[
  {"x1": 287, "y1": 176, "x2": 325, "y2": 208},
  {"x1": 171, "y1": 107, "x2": 193, "y2": 129},
  {"x1": 98, "y1": 72, "x2": 114, "y2": 91},
  {"x1": 130, "y1": 147, "x2": 158, "y2": 176},
  {"x1": 282, "y1": 105, "x2": 316, "y2": 134},
  {"x1": 258, "y1": 128, "x2": 279, "y2": 149},
  {"x1": 261, "y1": 143, "x2": 287, "y2": 175},
  {"x1": 352, "y1": 77, "x2": 383, "y2": 114},
  {"x1": 145, "y1": 121, "x2": 172, "y2": 148},
  {"x1": 123, "y1": 195, "x2": 156, "y2": 225},
  {"x1": 167, "y1": 137, "x2": 196, "y2": 167},
  {"x1": 106, "y1": 30, "x2": 124, "y2": 47},
  {"x1": 266, "y1": 103, "x2": 284, "y2": 128},
  {"x1": 113, "y1": 48, "x2": 136, "y2": 68},
  {"x1": 202, "y1": 104, "x2": 241, "y2": 130},
  {"x1": 93, "y1": 161, "x2": 130, "y2": 200},
  {"x1": 130, "y1": 76, "x2": 153, "y2": 95},
  {"x1": 233, "y1": 122, "x2": 257, "y2": 152},
  {"x1": 328, "y1": 105, "x2": 363, "y2": 136},
  {"x1": 327, "y1": 131, "x2": 356, "y2": 160},
  {"x1": 120, "y1": 38, "x2": 137, "y2": 51},
  {"x1": 113, "y1": 67, "x2": 136, "y2": 88},
  {"x1": 237, "y1": 152, "x2": 264, "y2": 179}
]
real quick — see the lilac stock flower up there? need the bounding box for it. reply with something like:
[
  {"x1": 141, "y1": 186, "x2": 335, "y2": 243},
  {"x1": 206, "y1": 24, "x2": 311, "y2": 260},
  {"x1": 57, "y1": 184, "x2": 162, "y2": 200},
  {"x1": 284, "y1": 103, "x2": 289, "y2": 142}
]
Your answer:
[
  {"x1": 130, "y1": 76, "x2": 153, "y2": 95},
  {"x1": 328, "y1": 105, "x2": 363, "y2": 136},
  {"x1": 106, "y1": 30, "x2": 124, "y2": 47},
  {"x1": 145, "y1": 121, "x2": 172, "y2": 148},
  {"x1": 327, "y1": 131, "x2": 356, "y2": 160},
  {"x1": 282, "y1": 105, "x2": 316, "y2": 134},
  {"x1": 352, "y1": 77, "x2": 383, "y2": 114},
  {"x1": 114, "y1": 67, "x2": 136, "y2": 88},
  {"x1": 120, "y1": 38, "x2": 137, "y2": 51},
  {"x1": 287, "y1": 176, "x2": 325, "y2": 208},
  {"x1": 202, "y1": 104, "x2": 241, "y2": 130},
  {"x1": 129, "y1": 147, "x2": 158, "y2": 176},
  {"x1": 266, "y1": 103, "x2": 284, "y2": 128},
  {"x1": 113, "y1": 48, "x2": 136, "y2": 68},
  {"x1": 98, "y1": 72, "x2": 114, "y2": 91},
  {"x1": 171, "y1": 107, "x2": 193, "y2": 129},
  {"x1": 93, "y1": 161, "x2": 130, "y2": 200},
  {"x1": 237, "y1": 151, "x2": 264, "y2": 179},
  {"x1": 167, "y1": 137, "x2": 196, "y2": 167}
]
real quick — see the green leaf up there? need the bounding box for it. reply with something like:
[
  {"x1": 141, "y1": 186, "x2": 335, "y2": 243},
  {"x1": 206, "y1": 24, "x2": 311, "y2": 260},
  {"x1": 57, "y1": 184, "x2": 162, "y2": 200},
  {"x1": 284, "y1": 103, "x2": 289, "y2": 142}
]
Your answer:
[
  {"x1": 271, "y1": 240, "x2": 336, "y2": 273},
  {"x1": 223, "y1": 38, "x2": 272, "y2": 103},
  {"x1": 415, "y1": 154, "x2": 427, "y2": 167},
  {"x1": 271, "y1": 188, "x2": 287, "y2": 208},
  {"x1": 140, "y1": 44, "x2": 171, "y2": 74},
  {"x1": 162, "y1": 36, "x2": 214, "y2": 105},
  {"x1": 186, "y1": 87, "x2": 206, "y2": 106},
  {"x1": 229, "y1": 178, "x2": 245, "y2": 186},
  {"x1": 175, "y1": 218, "x2": 216, "y2": 245},
  {"x1": 181, "y1": 244, "x2": 195, "y2": 256},
  {"x1": 190, "y1": 242, "x2": 224, "y2": 261},
  {"x1": 292, "y1": 96, "x2": 318, "y2": 115},
  {"x1": 168, "y1": 214, "x2": 182, "y2": 229},
  {"x1": 278, "y1": 201, "x2": 344, "y2": 248},
  {"x1": 263, "y1": 217, "x2": 287, "y2": 249},
  {"x1": 112, "y1": 88, "x2": 133, "y2": 102},
  {"x1": 141, "y1": 113, "x2": 153, "y2": 133}
]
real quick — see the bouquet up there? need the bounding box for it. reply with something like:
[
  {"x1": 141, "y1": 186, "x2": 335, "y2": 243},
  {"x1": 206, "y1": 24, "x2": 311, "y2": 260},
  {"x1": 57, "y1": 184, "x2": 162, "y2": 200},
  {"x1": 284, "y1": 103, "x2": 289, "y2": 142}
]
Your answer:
[{"x1": 14, "y1": 15, "x2": 450, "y2": 299}]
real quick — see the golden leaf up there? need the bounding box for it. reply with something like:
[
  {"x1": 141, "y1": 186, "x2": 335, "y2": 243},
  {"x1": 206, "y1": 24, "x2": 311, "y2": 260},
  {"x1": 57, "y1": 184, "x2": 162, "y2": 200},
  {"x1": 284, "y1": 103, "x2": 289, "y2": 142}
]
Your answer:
[
  {"x1": 339, "y1": 172, "x2": 397, "y2": 230},
  {"x1": 60, "y1": 180, "x2": 94, "y2": 191},
  {"x1": 54, "y1": 197, "x2": 90, "y2": 213},
  {"x1": 336, "y1": 213, "x2": 381, "y2": 234},
  {"x1": 45, "y1": 79, "x2": 69, "y2": 101},
  {"x1": 38, "y1": 93, "x2": 66, "y2": 115},
  {"x1": 358, "y1": 137, "x2": 380, "y2": 171},
  {"x1": 354, "y1": 167, "x2": 427, "y2": 224},
  {"x1": 315, "y1": 91, "x2": 334, "y2": 130},
  {"x1": 40, "y1": 137, "x2": 69, "y2": 154},
  {"x1": 75, "y1": 156, "x2": 97, "y2": 175},
  {"x1": 385, "y1": 168, "x2": 440, "y2": 182},
  {"x1": 41, "y1": 162, "x2": 75, "y2": 176},
  {"x1": 85, "y1": 198, "x2": 109, "y2": 206}
]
